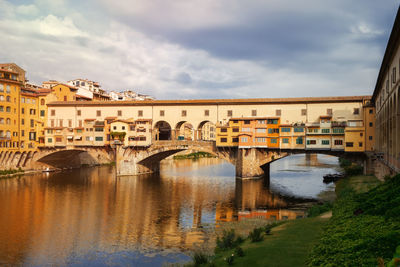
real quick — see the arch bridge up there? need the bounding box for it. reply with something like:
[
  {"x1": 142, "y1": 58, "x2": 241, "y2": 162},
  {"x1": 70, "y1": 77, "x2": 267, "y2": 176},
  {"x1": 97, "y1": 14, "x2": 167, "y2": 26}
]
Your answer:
[{"x1": 5, "y1": 141, "x2": 369, "y2": 179}]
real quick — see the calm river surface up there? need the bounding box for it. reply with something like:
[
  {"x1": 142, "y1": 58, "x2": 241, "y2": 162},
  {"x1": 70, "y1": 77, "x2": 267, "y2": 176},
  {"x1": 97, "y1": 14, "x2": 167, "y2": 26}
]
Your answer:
[{"x1": 0, "y1": 154, "x2": 340, "y2": 266}]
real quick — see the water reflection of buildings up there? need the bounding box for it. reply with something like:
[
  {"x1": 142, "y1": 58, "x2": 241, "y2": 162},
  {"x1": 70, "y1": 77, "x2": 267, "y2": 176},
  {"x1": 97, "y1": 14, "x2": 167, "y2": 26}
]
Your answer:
[{"x1": 215, "y1": 177, "x2": 305, "y2": 223}]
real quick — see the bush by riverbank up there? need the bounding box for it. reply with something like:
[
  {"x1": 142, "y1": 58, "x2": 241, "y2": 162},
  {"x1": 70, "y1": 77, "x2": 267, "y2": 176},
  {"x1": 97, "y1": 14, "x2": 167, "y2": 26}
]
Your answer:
[
  {"x1": 173, "y1": 152, "x2": 215, "y2": 160},
  {"x1": 0, "y1": 168, "x2": 24, "y2": 178},
  {"x1": 308, "y1": 174, "x2": 400, "y2": 266}
]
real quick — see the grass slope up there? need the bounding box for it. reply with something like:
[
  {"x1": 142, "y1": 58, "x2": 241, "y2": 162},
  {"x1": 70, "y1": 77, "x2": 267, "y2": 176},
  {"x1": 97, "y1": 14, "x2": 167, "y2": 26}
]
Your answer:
[{"x1": 212, "y1": 217, "x2": 328, "y2": 267}]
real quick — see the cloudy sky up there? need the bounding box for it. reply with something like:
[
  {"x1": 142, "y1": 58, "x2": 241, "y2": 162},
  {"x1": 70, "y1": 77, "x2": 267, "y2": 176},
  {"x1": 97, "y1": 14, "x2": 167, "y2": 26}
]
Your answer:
[{"x1": 0, "y1": 0, "x2": 398, "y2": 99}]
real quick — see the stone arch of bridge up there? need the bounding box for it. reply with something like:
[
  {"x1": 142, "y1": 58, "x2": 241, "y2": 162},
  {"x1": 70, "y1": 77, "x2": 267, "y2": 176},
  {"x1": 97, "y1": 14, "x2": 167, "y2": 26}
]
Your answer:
[
  {"x1": 197, "y1": 120, "x2": 216, "y2": 141},
  {"x1": 36, "y1": 149, "x2": 97, "y2": 169},
  {"x1": 153, "y1": 120, "x2": 172, "y2": 141},
  {"x1": 174, "y1": 121, "x2": 195, "y2": 141}
]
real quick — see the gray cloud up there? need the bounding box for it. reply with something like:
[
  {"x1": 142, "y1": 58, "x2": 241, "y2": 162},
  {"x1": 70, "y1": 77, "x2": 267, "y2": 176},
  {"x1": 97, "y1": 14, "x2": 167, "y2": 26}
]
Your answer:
[{"x1": 0, "y1": 0, "x2": 398, "y2": 100}]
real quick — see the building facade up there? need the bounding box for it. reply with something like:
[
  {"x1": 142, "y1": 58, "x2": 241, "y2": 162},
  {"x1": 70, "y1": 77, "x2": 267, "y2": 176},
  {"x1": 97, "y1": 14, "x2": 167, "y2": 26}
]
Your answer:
[{"x1": 372, "y1": 7, "x2": 400, "y2": 173}]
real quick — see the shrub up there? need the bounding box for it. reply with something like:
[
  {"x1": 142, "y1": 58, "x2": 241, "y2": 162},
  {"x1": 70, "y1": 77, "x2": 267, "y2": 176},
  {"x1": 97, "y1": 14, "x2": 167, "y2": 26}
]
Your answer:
[
  {"x1": 216, "y1": 229, "x2": 236, "y2": 250},
  {"x1": 225, "y1": 255, "x2": 234, "y2": 265},
  {"x1": 343, "y1": 163, "x2": 363, "y2": 176},
  {"x1": 249, "y1": 227, "x2": 264, "y2": 242},
  {"x1": 307, "y1": 202, "x2": 333, "y2": 217},
  {"x1": 192, "y1": 251, "x2": 209, "y2": 266},
  {"x1": 339, "y1": 157, "x2": 351, "y2": 168},
  {"x1": 234, "y1": 246, "x2": 245, "y2": 257}
]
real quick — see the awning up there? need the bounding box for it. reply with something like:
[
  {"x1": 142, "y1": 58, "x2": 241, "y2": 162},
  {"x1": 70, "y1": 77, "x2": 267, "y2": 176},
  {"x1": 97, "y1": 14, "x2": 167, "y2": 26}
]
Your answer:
[
  {"x1": 74, "y1": 136, "x2": 82, "y2": 140},
  {"x1": 67, "y1": 136, "x2": 73, "y2": 140}
]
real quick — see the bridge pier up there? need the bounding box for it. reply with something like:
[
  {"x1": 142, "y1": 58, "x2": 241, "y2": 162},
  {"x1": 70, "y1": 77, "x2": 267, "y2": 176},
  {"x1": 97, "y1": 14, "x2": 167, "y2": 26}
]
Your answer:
[{"x1": 236, "y1": 148, "x2": 266, "y2": 178}]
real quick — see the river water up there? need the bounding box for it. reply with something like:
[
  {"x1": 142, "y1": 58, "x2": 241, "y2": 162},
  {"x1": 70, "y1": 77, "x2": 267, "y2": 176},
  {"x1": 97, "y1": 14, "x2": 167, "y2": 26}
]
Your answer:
[{"x1": 0, "y1": 154, "x2": 340, "y2": 266}]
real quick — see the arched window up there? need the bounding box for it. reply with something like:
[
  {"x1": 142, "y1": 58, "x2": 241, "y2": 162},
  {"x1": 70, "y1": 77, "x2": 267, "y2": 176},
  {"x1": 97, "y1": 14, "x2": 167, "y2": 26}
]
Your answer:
[
  {"x1": 6, "y1": 96, "x2": 10, "y2": 102},
  {"x1": 6, "y1": 118, "x2": 10, "y2": 125},
  {"x1": 41, "y1": 99, "x2": 45, "y2": 105},
  {"x1": 6, "y1": 130, "x2": 10, "y2": 138}
]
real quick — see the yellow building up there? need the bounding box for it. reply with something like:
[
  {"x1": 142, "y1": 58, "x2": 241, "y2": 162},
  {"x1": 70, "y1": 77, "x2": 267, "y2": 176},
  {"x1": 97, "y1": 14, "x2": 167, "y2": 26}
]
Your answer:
[
  {"x1": 363, "y1": 100, "x2": 375, "y2": 152},
  {"x1": 0, "y1": 68, "x2": 21, "y2": 152},
  {"x1": 216, "y1": 119, "x2": 240, "y2": 147},
  {"x1": 344, "y1": 120, "x2": 365, "y2": 152},
  {"x1": 51, "y1": 84, "x2": 78, "y2": 101}
]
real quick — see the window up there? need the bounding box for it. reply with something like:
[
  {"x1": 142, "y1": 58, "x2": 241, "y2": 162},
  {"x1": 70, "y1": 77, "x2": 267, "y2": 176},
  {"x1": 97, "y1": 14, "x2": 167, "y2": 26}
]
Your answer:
[
  {"x1": 76, "y1": 129, "x2": 82, "y2": 133},
  {"x1": 321, "y1": 129, "x2": 330, "y2": 133},
  {"x1": 113, "y1": 126, "x2": 117, "y2": 130},
  {"x1": 268, "y1": 128, "x2": 279, "y2": 134},
  {"x1": 334, "y1": 140, "x2": 343, "y2": 145},
  {"x1": 307, "y1": 140, "x2": 316, "y2": 145},
  {"x1": 353, "y1": 108, "x2": 359, "y2": 115},
  {"x1": 232, "y1": 120, "x2": 238, "y2": 123},
  {"x1": 79, "y1": 120, "x2": 82, "y2": 127},
  {"x1": 267, "y1": 119, "x2": 278, "y2": 124},
  {"x1": 369, "y1": 109, "x2": 373, "y2": 114},
  {"x1": 41, "y1": 99, "x2": 45, "y2": 105},
  {"x1": 281, "y1": 127, "x2": 291, "y2": 132},
  {"x1": 160, "y1": 110, "x2": 165, "y2": 116},
  {"x1": 227, "y1": 110, "x2": 232, "y2": 117},
  {"x1": 95, "y1": 127, "x2": 103, "y2": 132},
  {"x1": 51, "y1": 109, "x2": 55, "y2": 116},
  {"x1": 122, "y1": 126, "x2": 125, "y2": 130},
  {"x1": 327, "y1": 109, "x2": 332, "y2": 115},
  {"x1": 294, "y1": 127, "x2": 304, "y2": 132},
  {"x1": 282, "y1": 138, "x2": 289, "y2": 144},
  {"x1": 256, "y1": 128, "x2": 266, "y2": 133},
  {"x1": 276, "y1": 109, "x2": 281, "y2": 116},
  {"x1": 40, "y1": 110, "x2": 45, "y2": 117},
  {"x1": 232, "y1": 137, "x2": 239, "y2": 142},
  {"x1": 360, "y1": 133, "x2": 363, "y2": 137},
  {"x1": 359, "y1": 142, "x2": 363, "y2": 147},
  {"x1": 30, "y1": 109, "x2": 36, "y2": 115},
  {"x1": 21, "y1": 119, "x2": 24, "y2": 125},
  {"x1": 270, "y1": 138, "x2": 277, "y2": 144},
  {"x1": 6, "y1": 96, "x2": 10, "y2": 102},
  {"x1": 59, "y1": 119, "x2": 63, "y2": 127},
  {"x1": 204, "y1": 110, "x2": 209, "y2": 116},
  {"x1": 95, "y1": 136, "x2": 103, "y2": 141},
  {"x1": 138, "y1": 110, "x2": 143, "y2": 117},
  {"x1": 117, "y1": 110, "x2": 122, "y2": 116},
  {"x1": 393, "y1": 67, "x2": 397, "y2": 83},
  {"x1": 301, "y1": 109, "x2": 307, "y2": 116},
  {"x1": 181, "y1": 110, "x2": 187, "y2": 117},
  {"x1": 346, "y1": 142, "x2": 354, "y2": 147},
  {"x1": 220, "y1": 137, "x2": 227, "y2": 143},
  {"x1": 296, "y1": 137, "x2": 303, "y2": 144},
  {"x1": 244, "y1": 120, "x2": 250, "y2": 124},
  {"x1": 242, "y1": 127, "x2": 251, "y2": 132},
  {"x1": 30, "y1": 119, "x2": 34, "y2": 128},
  {"x1": 256, "y1": 137, "x2": 266, "y2": 142},
  {"x1": 369, "y1": 136, "x2": 373, "y2": 140},
  {"x1": 0, "y1": 106, "x2": 2, "y2": 112},
  {"x1": 322, "y1": 140, "x2": 330, "y2": 145},
  {"x1": 64, "y1": 96, "x2": 67, "y2": 101},
  {"x1": 21, "y1": 130, "x2": 24, "y2": 137},
  {"x1": 232, "y1": 128, "x2": 239, "y2": 132},
  {"x1": 332, "y1": 128, "x2": 344, "y2": 134},
  {"x1": 252, "y1": 110, "x2": 257, "y2": 116},
  {"x1": 77, "y1": 110, "x2": 81, "y2": 116},
  {"x1": 47, "y1": 138, "x2": 53, "y2": 143},
  {"x1": 96, "y1": 110, "x2": 101, "y2": 117},
  {"x1": 56, "y1": 137, "x2": 62, "y2": 142},
  {"x1": 6, "y1": 106, "x2": 10, "y2": 112},
  {"x1": 50, "y1": 119, "x2": 54, "y2": 127},
  {"x1": 29, "y1": 132, "x2": 36, "y2": 141},
  {"x1": 369, "y1": 122, "x2": 373, "y2": 127},
  {"x1": 258, "y1": 120, "x2": 265, "y2": 124},
  {"x1": 220, "y1": 128, "x2": 228, "y2": 132},
  {"x1": 241, "y1": 137, "x2": 248, "y2": 142},
  {"x1": 68, "y1": 120, "x2": 72, "y2": 127}
]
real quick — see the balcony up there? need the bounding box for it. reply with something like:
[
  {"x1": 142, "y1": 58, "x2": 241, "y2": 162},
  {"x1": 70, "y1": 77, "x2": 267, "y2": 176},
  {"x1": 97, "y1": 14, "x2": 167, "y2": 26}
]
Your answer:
[{"x1": 331, "y1": 121, "x2": 347, "y2": 127}]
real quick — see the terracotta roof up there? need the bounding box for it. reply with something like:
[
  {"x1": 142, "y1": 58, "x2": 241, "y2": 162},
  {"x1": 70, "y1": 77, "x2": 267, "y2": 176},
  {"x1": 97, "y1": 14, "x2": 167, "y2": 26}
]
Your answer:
[
  {"x1": 76, "y1": 94, "x2": 92, "y2": 100},
  {"x1": 279, "y1": 124, "x2": 292, "y2": 127},
  {"x1": 47, "y1": 95, "x2": 372, "y2": 107},
  {"x1": 84, "y1": 118, "x2": 96, "y2": 121},
  {"x1": 136, "y1": 119, "x2": 152, "y2": 122},
  {"x1": 104, "y1": 116, "x2": 117, "y2": 120},
  {"x1": 320, "y1": 115, "x2": 332, "y2": 118}
]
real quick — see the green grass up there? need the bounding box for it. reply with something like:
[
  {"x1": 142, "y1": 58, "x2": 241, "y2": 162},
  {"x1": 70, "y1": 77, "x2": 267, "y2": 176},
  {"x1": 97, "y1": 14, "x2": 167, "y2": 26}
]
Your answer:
[
  {"x1": 210, "y1": 217, "x2": 328, "y2": 266},
  {"x1": 335, "y1": 174, "x2": 381, "y2": 194}
]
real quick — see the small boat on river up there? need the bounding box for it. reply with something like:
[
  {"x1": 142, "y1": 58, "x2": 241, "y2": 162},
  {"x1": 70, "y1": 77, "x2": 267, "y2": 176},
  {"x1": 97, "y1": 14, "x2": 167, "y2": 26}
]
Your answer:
[{"x1": 323, "y1": 173, "x2": 345, "y2": 183}]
